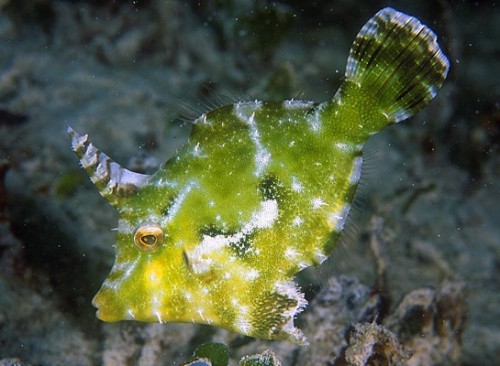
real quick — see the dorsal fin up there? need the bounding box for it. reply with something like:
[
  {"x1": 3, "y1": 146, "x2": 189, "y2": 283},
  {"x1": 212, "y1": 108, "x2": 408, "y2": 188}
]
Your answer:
[{"x1": 67, "y1": 127, "x2": 151, "y2": 209}]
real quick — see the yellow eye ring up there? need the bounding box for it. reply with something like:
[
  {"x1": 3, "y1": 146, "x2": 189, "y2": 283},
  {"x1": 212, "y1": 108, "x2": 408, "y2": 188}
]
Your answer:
[{"x1": 134, "y1": 224, "x2": 165, "y2": 252}]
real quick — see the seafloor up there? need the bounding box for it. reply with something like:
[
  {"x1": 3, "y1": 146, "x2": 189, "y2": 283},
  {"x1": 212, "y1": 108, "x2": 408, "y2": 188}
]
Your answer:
[{"x1": 0, "y1": 1, "x2": 498, "y2": 365}]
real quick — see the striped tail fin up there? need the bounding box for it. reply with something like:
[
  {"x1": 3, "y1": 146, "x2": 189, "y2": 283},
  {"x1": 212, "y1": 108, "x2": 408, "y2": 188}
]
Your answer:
[{"x1": 346, "y1": 7, "x2": 450, "y2": 124}]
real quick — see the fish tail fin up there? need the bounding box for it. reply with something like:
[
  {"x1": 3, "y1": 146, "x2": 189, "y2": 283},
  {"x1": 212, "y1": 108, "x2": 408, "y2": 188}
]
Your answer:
[{"x1": 346, "y1": 7, "x2": 450, "y2": 124}]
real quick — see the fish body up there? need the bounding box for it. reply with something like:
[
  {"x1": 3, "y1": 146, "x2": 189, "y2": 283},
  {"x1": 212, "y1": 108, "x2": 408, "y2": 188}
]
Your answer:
[{"x1": 69, "y1": 8, "x2": 449, "y2": 345}]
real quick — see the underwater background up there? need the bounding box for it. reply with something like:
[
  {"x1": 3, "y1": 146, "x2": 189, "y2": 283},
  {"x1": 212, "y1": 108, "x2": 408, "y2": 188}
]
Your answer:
[{"x1": 0, "y1": 0, "x2": 498, "y2": 365}]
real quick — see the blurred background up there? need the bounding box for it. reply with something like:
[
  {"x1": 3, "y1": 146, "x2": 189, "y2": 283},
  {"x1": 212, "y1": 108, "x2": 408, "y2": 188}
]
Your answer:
[{"x1": 0, "y1": 1, "x2": 498, "y2": 365}]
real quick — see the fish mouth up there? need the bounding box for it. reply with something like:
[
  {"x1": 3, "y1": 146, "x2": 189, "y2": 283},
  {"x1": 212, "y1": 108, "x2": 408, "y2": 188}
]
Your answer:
[
  {"x1": 91, "y1": 287, "x2": 128, "y2": 322},
  {"x1": 91, "y1": 282, "x2": 164, "y2": 323}
]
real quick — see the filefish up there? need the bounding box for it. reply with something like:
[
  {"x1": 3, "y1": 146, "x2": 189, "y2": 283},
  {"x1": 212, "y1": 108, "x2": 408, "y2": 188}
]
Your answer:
[{"x1": 68, "y1": 8, "x2": 449, "y2": 345}]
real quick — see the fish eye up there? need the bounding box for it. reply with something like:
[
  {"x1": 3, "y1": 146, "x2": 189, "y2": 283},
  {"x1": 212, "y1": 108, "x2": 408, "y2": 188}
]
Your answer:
[{"x1": 134, "y1": 224, "x2": 164, "y2": 252}]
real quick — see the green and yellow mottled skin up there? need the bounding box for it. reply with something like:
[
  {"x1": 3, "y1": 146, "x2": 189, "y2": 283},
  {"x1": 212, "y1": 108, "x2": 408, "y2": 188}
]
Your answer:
[{"x1": 69, "y1": 8, "x2": 449, "y2": 345}]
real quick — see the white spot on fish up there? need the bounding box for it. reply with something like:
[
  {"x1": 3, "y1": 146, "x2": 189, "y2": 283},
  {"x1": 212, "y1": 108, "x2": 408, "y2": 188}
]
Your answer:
[
  {"x1": 111, "y1": 261, "x2": 129, "y2": 272},
  {"x1": 328, "y1": 204, "x2": 351, "y2": 231},
  {"x1": 191, "y1": 142, "x2": 205, "y2": 158},
  {"x1": 315, "y1": 251, "x2": 327, "y2": 264},
  {"x1": 155, "y1": 311, "x2": 163, "y2": 324},
  {"x1": 121, "y1": 258, "x2": 140, "y2": 282},
  {"x1": 285, "y1": 247, "x2": 299, "y2": 260},
  {"x1": 249, "y1": 199, "x2": 279, "y2": 229},
  {"x1": 309, "y1": 105, "x2": 323, "y2": 132},
  {"x1": 248, "y1": 113, "x2": 271, "y2": 176},
  {"x1": 392, "y1": 109, "x2": 412, "y2": 122},
  {"x1": 234, "y1": 102, "x2": 271, "y2": 177},
  {"x1": 335, "y1": 142, "x2": 351, "y2": 152},
  {"x1": 349, "y1": 156, "x2": 363, "y2": 184},
  {"x1": 197, "y1": 308, "x2": 209, "y2": 323},
  {"x1": 291, "y1": 216, "x2": 303, "y2": 227},
  {"x1": 283, "y1": 99, "x2": 315, "y2": 109},
  {"x1": 298, "y1": 261, "x2": 309, "y2": 270},
  {"x1": 155, "y1": 177, "x2": 177, "y2": 188},
  {"x1": 335, "y1": 142, "x2": 363, "y2": 153},
  {"x1": 117, "y1": 220, "x2": 134, "y2": 234},
  {"x1": 236, "y1": 315, "x2": 252, "y2": 333},
  {"x1": 291, "y1": 176, "x2": 303, "y2": 193},
  {"x1": 194, "y1": 113, "x2": 210, "y2": 126},
  {"x1": 102, "y1": 279, "x2": 122, "y2": 291},
  {"x1": 311, "y1": 198, "x2": 328, "y2": 210},
  {"x1": 187, "y1": 199, "x2": 278, "y2": 275},
  {"x1": 245, "y1": 268, "x2": 260, "y2": 281},
  {"x1": 233, "y1": 303, "x2": 251, "y2": 333},
  {"x1": 164, "y1": 180, "x2": 197, "y2": 224}
]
